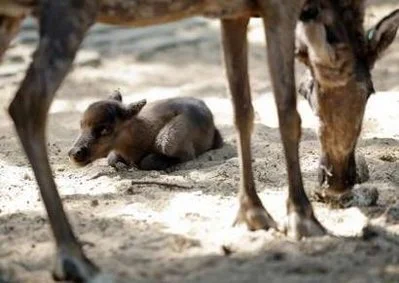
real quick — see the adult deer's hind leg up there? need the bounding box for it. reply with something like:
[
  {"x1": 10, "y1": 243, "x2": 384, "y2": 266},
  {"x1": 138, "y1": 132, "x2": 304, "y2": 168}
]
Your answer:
[
  {"x1": 8, "y1": 1, "x2": 102, "y2": 281},
  {"x1": 259, "y1": 0, "x2": 326, "y2": 239},
  {"x1": 221, "y1": 18, "x2": 277, "y2": 231}
]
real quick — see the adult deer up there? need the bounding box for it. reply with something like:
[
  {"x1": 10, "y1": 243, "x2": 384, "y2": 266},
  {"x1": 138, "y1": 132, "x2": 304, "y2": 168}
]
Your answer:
[{"x1": 1, "y1": 0, "x2": 398, "y2": 281}]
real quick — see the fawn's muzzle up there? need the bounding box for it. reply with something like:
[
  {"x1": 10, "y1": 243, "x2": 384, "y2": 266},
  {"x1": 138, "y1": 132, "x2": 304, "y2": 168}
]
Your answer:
[{"x1": 68, "y1": 146, "x2": 89, "y2": 164}]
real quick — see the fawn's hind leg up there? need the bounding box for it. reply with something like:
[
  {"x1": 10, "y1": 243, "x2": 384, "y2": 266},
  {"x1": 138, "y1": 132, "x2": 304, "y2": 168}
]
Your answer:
[
  {"x1": 221, "y1": 18, "x2": 277, "y2": 231},
  {"x1": 258, "y1": 0, "x2": 326, "y2": 239},
  {"x1": 139, "y1": 115, "x2": 195, "y2": 170},
  {"x1": 154, "y1": 115, "x2": 197, "y2": 161},
  {"x1": 8, "y1": 1, "x2": 103, "y2": 281}
]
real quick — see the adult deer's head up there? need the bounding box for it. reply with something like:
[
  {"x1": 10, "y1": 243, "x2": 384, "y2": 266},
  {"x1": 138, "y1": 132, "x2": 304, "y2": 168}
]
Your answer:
[{"x1": 296, "y1": 0, "x2": 399, "y2": 196}]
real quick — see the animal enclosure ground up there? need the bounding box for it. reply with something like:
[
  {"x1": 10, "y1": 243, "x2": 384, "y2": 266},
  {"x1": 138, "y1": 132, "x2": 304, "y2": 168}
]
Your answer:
[{"x1": 1, "y1": 3, "x2": 399, "y2": 282}]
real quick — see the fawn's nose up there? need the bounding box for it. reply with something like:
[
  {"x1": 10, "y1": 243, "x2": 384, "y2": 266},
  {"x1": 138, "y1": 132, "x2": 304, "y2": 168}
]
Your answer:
[{"x1": 68, "y1": 146, "x2": 89, "y2": 163}]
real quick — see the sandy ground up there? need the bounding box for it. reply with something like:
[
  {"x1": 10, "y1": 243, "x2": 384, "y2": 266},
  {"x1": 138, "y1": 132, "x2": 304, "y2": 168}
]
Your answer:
[{"x1": 1, "y1": 2, "x2": 399, "y2": 283}]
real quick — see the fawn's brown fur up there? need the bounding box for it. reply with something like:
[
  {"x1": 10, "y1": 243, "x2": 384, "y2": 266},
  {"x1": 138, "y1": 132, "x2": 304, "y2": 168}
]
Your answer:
[{"x1": 69, "y1": 91, "x2": 222, "y2": 170}]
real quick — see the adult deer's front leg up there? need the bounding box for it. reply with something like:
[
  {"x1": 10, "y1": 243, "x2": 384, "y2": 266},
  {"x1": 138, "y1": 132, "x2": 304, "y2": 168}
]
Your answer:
[
  {"x1": 8, "y1": 1, "x2": 102, "y2": 281},
  {"x1": 259, "y1": 0, "x2": 326, "y2": 239},
  {"x1": 221, "y1": 18, "x2": 277, "y2": 231}
]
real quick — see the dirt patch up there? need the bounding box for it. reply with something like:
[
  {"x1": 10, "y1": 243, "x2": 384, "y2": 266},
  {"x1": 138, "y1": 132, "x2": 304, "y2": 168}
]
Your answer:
[{"x1": 1, "y1": 3, "x2": 399, "y2": 283}]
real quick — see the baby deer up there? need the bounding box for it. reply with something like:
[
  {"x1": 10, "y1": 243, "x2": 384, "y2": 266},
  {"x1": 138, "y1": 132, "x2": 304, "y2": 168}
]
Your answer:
[{"x1": 69, "y1": 91, "x2": 223, "y2": 170}]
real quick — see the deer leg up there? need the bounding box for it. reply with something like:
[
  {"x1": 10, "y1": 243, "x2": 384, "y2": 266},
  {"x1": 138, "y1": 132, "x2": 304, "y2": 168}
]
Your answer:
[
  {"x1": 154, "y1": 115, "x2": 196, "y2": 160},
  {"x1": 0, "y1": 15, "x2": 23, "y2": 59},
  {"x1": 108, "y1": 151, "x2": 131, "y2": 168},
  {"x1": 221, "y1": 18, "x2": 277, "y2": 231},
  {"x1": 259, "y1": 1, "x2": 326, "y2": 239},
  {"x1": 8, "y1": 1, "x2": 103, "y2": 281}
]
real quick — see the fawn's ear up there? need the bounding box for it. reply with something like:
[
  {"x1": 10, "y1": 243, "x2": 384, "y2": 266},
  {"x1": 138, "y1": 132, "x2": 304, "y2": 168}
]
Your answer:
[
  {"x1": 125, "y1": 99, "x2": 147, "y2": 118},
  {"x1": 109, "y1": 90, "x2": 123, "y2": 102},
  {"x1": 366, "y1": 9, "x2": 399, "y2": 67}
]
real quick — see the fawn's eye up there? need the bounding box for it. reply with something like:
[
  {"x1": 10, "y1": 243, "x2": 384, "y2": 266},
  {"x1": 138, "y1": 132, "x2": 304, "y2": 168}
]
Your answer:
[
  {"x1": 101, "y1": 127, "x2": 110, "y2": 136},
  {"x1": 94, "y1": 125, "x2": 112, "y2": 137}
]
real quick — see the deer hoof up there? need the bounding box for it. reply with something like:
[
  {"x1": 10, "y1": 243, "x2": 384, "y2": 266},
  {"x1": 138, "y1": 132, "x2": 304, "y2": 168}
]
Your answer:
[
  {"x1": 284, "y1": 210, "x2": 327, "y2": 240},
  {"x1": 355, "y1": 153, "x2": 369, "y2": 183},
  {"x1": 53, "y1": 250, "x2": 100, "y2": 282},
  {"x1": 234, "y1": 205, "x2": 278, "y2": 231}
]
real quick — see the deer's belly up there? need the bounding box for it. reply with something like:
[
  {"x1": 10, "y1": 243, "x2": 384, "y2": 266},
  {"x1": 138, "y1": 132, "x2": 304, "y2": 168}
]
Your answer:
[
  {"x1": 0, "y1": 0, "x2": 256, "y2": 26},
  {"x1": 0, "y1": 0, "x2": 36, "y2": 17},
  {"x1": 97, "y1": 0, "x2": 256, "y2": 26}
]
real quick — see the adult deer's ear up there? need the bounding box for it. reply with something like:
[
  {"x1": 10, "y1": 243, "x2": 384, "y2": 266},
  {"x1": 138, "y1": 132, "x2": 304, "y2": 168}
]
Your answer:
[
  {"x1": 109, "y1": 89, "x2": 123, "y2": 102},
  {"x1": 125, "y1": 99, "x2": 147, "y2": 118},
  {"x1": 366, "y1": 9, "x2": 399, "y2": 67}
]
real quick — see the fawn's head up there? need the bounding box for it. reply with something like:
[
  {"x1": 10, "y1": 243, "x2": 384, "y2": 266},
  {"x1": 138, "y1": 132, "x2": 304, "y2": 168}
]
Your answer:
[
  {"x1": 296, "y1": 0, "x2": 399, "y2": 194},
  {"x1": 68, "y1": 91, "x2": 147, "y2": 166}
]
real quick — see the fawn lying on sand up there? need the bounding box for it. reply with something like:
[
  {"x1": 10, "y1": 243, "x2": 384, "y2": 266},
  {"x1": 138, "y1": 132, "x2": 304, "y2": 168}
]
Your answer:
[{"x1": 69, "y1": 91, "x2": 223, "y2": 170}]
